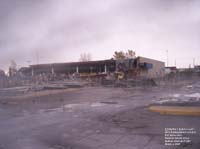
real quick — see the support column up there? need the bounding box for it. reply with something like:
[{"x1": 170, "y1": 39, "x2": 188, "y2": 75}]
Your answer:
[
  {"x1": 31, "y1": 68, "x2": 34, "y2": 77},
  {"x1": 51, "y1": 67, "x2": 54, "y2": 74},
  {"x1": 76, "y1": 66, "x2": 79, "y2": 73},
  {"x1": 90, "y1": 67, "x2": 93, "y2": 73},
  {"x1": 104, "y1": 65, "x2": 107, "y2": 73}
]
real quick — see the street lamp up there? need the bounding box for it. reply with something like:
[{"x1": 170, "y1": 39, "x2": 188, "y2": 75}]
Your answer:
[{"x1": 166, "y1": 50, "x2": 168, "y2": 67}]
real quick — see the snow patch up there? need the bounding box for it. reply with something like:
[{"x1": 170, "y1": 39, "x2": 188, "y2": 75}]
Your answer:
[
  {"x1": 156, "y1": 98, "x2": 179, "y2": 104},
  {"x1": 173, "y1": 94, "x2": 181, "y2": 98},
  {"x1": 64, "y1": 103, "x2": 83, "y2": 108},
  {"x1": 185, "y1": 93, "x2": 200, "y2": 98},
  {"x1": 90, "y1": 102, "x2": 105, "y2": 107}
]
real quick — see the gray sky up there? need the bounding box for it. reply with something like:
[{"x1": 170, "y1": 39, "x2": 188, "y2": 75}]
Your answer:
[{"x1": 0, "y1": 0, "x2": 200, "y2": 70}]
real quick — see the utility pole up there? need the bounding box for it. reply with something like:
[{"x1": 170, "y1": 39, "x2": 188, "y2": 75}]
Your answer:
[
  {"x1": 174, "y1": 59, "x2": 176, "y2": 67},
  {"x1": 193, "y1": 58, "x2": 195, "y2": 68},
  {"x1": 166, "y1": 50, "x2": 169, "y2": 67},
  {"x1": 36, "y1": 50, "x2": 39, "y2": 65}
]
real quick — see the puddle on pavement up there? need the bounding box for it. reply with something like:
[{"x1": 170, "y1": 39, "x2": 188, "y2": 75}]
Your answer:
[
  {"x1": 39, "y1": 108, "x2": 63, "y2": 114},
  {"x1": 38, "y1": 102, "x2": 124, "y2": 114},
  {"x1": 100, "y1": 101, "x2": 118, "y2": 104},
  {"x1": 64, "y1": 102, "x2": 121, "y2": 108},
  {"x1": 90, "y1": 102, "x2": 124, "y2": 108}
]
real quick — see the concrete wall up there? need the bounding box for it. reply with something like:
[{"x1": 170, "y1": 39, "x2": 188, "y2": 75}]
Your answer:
[{"x1": 138, "y1": 57, "x2": 165, "y2": 78}]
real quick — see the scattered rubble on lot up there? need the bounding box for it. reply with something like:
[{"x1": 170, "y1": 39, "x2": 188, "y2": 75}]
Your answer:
[{"x1": 0, "y1": 72, "x2": 200, "y2": 149}]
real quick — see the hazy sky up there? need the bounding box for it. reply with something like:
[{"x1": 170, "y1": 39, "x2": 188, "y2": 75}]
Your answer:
[{"x1": 0, "y1": 0, "x2": 200, "y2": 70}]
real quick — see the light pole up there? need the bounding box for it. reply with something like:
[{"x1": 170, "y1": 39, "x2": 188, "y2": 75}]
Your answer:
[
  {"x1": 166, "y1": 50, "x2": 169, "y2": 67},
  {"x1": 36, "y1": 51, "x2": 39, "y2": 65},
  {"x1": 174, "y1": 59, "x2": 176, "y2": 67},
  {"x1": 193, "y1": 58, "x2": 195, "y2": 68}
]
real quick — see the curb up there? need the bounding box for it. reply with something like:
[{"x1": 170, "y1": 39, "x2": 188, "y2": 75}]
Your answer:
[{"x1": 149, "y1": 106, "x2": 200, "y2": 116}]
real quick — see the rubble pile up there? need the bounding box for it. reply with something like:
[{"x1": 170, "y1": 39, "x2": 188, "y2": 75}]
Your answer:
[{"x1": 101, "y1": 78, "x2": 157, "y2": 88}]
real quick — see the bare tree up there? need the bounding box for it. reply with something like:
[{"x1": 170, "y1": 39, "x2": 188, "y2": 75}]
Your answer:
[
  {"x1": 113, "y1": 51, "x2": 126, "y2": 59},
  {"x1": 126, "y1": 50, "x2": 136, "y2": 58},
  {"x1": 113, "y1": 50, "x2": 136, "y2": 59},
  {"x1": 9, "y1": 60, "x2": 17, "y2": 77},
  {"x1": 79, "y1": 53, "x2": 92, "y2": 62}
]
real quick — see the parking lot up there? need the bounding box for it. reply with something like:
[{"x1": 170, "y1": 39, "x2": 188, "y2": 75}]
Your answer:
[{"x1": 0, "y1": 80, "x2": 200, "y2": 149}]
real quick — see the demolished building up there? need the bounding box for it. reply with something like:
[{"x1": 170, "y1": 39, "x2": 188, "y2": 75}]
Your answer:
[
  {"x1": 194, "y1": 65, "x2": 200, "y2": 73},
  {"x1": 0, "y1": 70, "x2": 7, "y2": 88},
  {"x1": 19, "y1": 56, "x2": 165, "y2": 79}
]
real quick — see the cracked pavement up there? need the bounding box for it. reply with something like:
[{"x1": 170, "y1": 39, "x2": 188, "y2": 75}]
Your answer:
[{"x1": 0, "y1": 81, "x2": 200, "y2": 149}]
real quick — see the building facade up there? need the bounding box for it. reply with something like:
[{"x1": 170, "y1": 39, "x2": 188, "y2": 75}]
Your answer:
[{"x1": 20, "y1": 57, "x2": 165, "y2": 79}]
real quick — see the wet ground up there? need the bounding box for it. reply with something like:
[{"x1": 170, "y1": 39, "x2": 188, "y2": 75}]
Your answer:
[{"x1": 0, "y1": 80, "x2": 200, "y2": 149}]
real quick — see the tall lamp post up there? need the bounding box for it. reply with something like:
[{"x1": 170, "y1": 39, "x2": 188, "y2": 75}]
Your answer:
[
  {"x1": 193, "y1": 58, "x2": 195, "y2": 68},
  {"x1": 166, "y1": 50, "x2": 169, "y2": 67}
]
